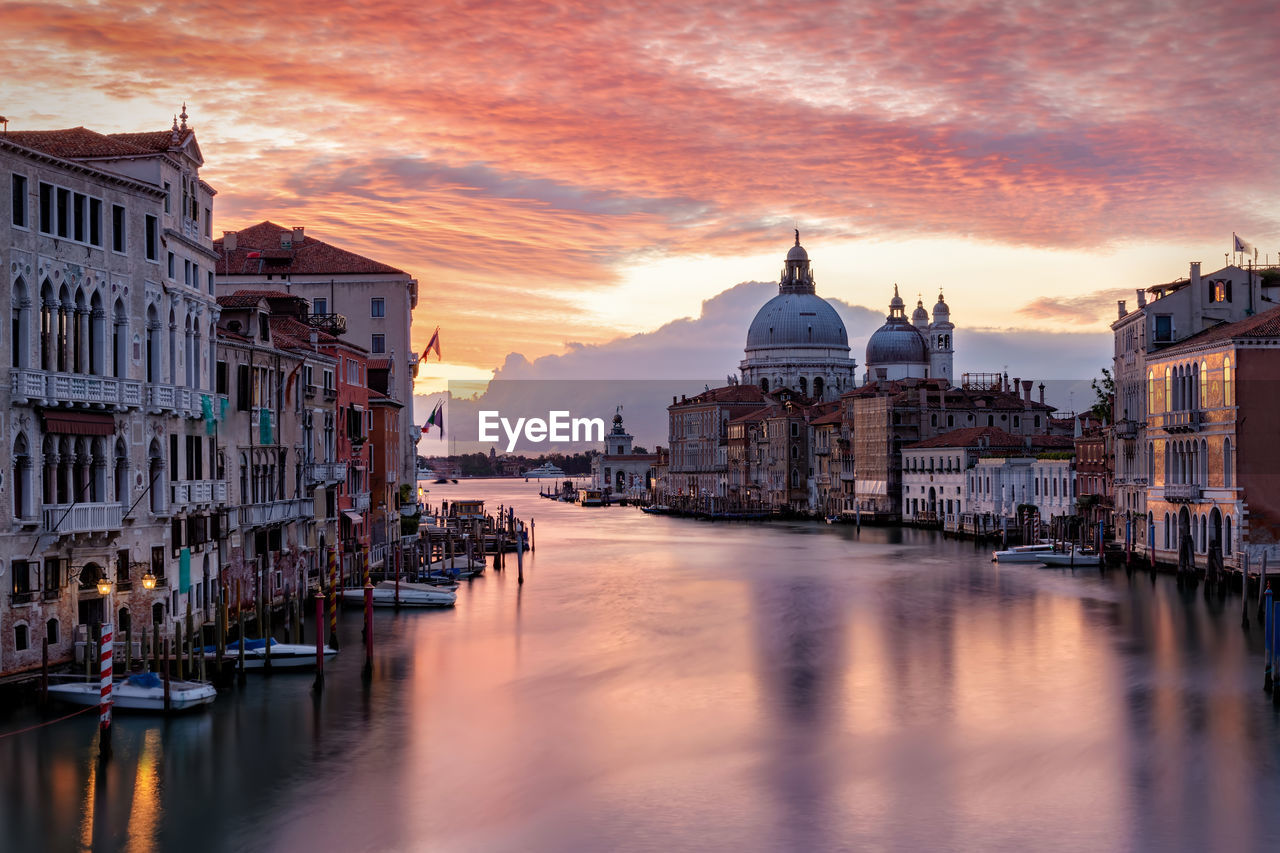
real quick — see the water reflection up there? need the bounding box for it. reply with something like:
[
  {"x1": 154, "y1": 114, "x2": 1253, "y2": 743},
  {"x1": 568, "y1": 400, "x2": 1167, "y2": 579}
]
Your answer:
[{"x1": 3, "y1": 481, "x2": 1280, "y2": 851}]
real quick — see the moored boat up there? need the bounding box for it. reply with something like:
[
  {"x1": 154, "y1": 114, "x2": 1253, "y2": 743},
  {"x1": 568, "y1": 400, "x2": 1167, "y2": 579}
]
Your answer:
[
  {"x1": 1037, "y1": 547, "x2": 1102, "y2": 567},
  {"x1": 991, "y1": 543, "x2": 1055, "y2": 563},
  {"x1": 342, "y1": 581, "x2": 457, "y2": 607},
  {"x1": 47, "y1": 672, "x2": 216, "y2": 712},
  {"x1": 204, "y1": 637, "x2": 337, "y2": 670}
]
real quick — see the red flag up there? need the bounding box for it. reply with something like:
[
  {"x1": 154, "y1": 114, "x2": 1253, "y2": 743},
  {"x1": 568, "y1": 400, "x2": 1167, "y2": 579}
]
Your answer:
[{"x1": 421, "y1": 327, "x2": 441, "y2": 361}]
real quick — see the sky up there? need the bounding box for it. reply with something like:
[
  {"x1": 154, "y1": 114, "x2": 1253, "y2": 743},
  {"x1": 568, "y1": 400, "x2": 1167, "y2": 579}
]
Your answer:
[{"x1": 3, "y1": 0, "x2": 1279, "y2": 443}]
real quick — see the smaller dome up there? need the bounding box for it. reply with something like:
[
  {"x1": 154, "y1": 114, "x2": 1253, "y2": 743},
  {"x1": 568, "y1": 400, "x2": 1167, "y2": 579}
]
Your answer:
[
  {"x1": 933, "y1": 291, "x2": 950, "y2": 317},
  {"x1": 866, "y1": 321, "x2": 928, "y2": 365},
  {"x1": 889, "y1": 288, "x2": 904, "y2": 312},
  {"x1": 911, "y1": 298, "x2": 929, "y2": 326}
]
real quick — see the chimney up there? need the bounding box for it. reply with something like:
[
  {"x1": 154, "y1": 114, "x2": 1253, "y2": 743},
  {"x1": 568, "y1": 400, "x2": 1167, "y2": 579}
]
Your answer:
[
  {"x1": 673, "y1": 396, "x2": 677, "y2": 405},
  {"x1": 1022, "y1": 380, "x2": 1033, "y2": 403},
  {"x1": 280, "y1": 232, "x2": 291, "y2": 249},
  {"x1": 1190, "y1": 261, "x2": 1201, "y2": 289},
  {"x1": 1038, "y1": 382, "x2": 1045, "y2": 405},
  {"x1": 1012, "y1": 377, "x2": 1020, "y2": 399},
  {"x1": 1136, "y1": 289, "x2": 1146, "y2": 308},
  {"x1": 1117, "y1": 300, "x2": 1126, "y2": 319},
  {"x1": 292, "y1": 226, "x2": 305, "y2": 244},
  {"x1": 223, "y1": 231, "x2": 238, "y2": 252}
]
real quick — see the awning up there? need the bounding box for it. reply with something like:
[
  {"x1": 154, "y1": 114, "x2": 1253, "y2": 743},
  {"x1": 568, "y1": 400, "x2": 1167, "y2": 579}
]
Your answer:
[
  {"x1": 42, "y1": 411, "x2": 115, "y2": 436},
  {"x1": 343, "y1": 510, "x2": 364, "y2": 524}
]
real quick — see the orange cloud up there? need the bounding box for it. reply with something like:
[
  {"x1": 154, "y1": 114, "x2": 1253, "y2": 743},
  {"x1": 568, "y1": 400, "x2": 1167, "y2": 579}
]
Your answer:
[{"x1": 2, "y1": 0, "x2": 1276, "y2": 370}]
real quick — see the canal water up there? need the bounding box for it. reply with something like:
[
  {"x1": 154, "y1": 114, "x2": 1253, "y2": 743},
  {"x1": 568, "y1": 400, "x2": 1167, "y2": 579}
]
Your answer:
[{"x1": 3, "y1": 478, "x2": 1279, "y2": 852}]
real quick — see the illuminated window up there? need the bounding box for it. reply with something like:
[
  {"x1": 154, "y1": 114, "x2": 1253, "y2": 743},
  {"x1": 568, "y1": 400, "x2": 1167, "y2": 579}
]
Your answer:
[
  {"x1": 1164, "y1": 366, "x2": 1171, "y2": 412},
  {"x1": 1224, "y1": 356, "x2": 1234, "y2": 406},
  {"x1": 1200, "y1": 362, "x2": 1208, "y2": 408}
]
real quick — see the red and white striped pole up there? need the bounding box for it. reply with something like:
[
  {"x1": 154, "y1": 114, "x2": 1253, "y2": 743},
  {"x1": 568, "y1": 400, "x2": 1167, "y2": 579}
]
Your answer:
[{"x1": 99, "y1": 621, "x2": 113, "y2": 761}]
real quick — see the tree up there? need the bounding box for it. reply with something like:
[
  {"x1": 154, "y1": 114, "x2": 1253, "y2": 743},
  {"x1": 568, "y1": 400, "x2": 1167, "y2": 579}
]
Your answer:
[{"x1": 1090, "y1": 368, "x2": 1114, "y2": 423}]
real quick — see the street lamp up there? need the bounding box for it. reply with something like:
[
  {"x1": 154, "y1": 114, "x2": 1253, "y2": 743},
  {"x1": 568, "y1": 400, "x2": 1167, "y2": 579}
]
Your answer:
[
  {"x1": 96, "y1": 576, "x2": 113, "y2": 596},
  {"x1": 141, "y1": 571, "x2": 157, "y2": 591}
]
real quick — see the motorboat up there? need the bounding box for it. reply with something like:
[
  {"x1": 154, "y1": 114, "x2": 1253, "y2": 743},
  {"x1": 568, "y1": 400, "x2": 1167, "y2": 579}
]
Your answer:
[
  {"x1": 525, "y1": 462, "x2": 567, "y2": 478},
  {"x1": 577, "y1": 488, "x2": 605, "y2": 506},
  {"x1": 47, "y1": 672, "x2": 216, "y2": 712},
  {"x1": 640, "y1": 505, "x2": 671, "y2": 515},
  {"x1": 1037, "y1": 547, "x2": 1102, "y2": 567},
  {"x1": 205, "y1": 637, "x2": 337, "y2": 670},
  {"x1": 342, "y1": 581, "x2": 457, "y2": 607},
  {"x1": 991, "y1": 543, "x2": 1055, "y2": 563}
]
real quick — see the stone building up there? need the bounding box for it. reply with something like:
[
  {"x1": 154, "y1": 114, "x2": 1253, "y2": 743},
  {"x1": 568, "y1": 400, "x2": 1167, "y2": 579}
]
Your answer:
[
  {"x1": 2, "y1": 117, "x2": 224, "y2": 679},
  {"x1": 1142, "y1": 305, "x2": 1280, "y2": 572},
  {"x1": 215, "y1": 222, "x2": 419, "y2": 485},
  {"x1": 665, "y1": 384, "x2": 767, "y2": 502},
  {"x1": 1110, "y1": 261, "x2": 1277, "y2": 559},
  {"x1": 591, "y1": 409, "x2": 659, "y2": 499}
]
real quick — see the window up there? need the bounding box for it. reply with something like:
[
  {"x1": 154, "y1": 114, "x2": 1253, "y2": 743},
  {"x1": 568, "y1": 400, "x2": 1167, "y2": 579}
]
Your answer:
[
  {"x1": 11, "y1": 173, "x2": 27, "y2": 227},
  {"x1": 163, "y1": 181, "x2": 171, "y2": 213},
  {"x1": 1154, "y1": 315, "x2": 1173, "y2": 343},
  {"x1": 184, "y1": 259, "x2": 192, "y2": 286},
  {"x1": 56, "y1": 187, "x2": 69, "y2": 236},
  {"x1": 46, "y1": 619, "x2": 59, "y2": 645},
  {"x1": 371, "y1": 297, "x2": 385, "y2": 318},
  {"x1": 1199, "y1": 362, "x2": 1208, "y2": 408},
  {"x1": 12, "y1": 559, "x2": 31, "y2": 596},
  {"x1": 1210, "y1": 279, "x2": 1232, "y2": 303},
  {"x1": 216, "y1": 360, "x2": 228, "y2": 394},
  {"x1": 44, "y1": 557, "x2": 62, "y2": 593},
  {"x1": 14, "y1": 624, "x2": 28, "y2": 652},
  {"x1": 208, "y1": 271, "x2": 214, "y2": 295},
  {"x1": 371, "y1": 334, "x2": 385, "y2": 353},
  {"x1": 1224, "y1": 357, "x2": 1234, "y2": 406},
  {"x1": 204, "y1": 207, "x2": 212, "y2": 237},
  {"x1": 313, "y1": 297, "x2": 328, "y2": 315},
  {"x1": 39, "y1": 182, "x2": 52, "y2": 232},
  {"x1": 88, "y1": 198, "x2": 101, "y2": 246},
  {"x1": 168, "y1": 252, "x2": 175, "y2": 279},
  {"x1": 111, "y1": 204, "x2": 126, "y2": 252},
  {"x1": 144, "y1": 215, "x2": 158, "y2": 260}
]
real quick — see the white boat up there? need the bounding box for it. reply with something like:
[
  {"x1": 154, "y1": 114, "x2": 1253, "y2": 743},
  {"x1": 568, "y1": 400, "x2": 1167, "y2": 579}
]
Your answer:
[
  {"x1": 342, "y1": 581, "x2": 457, "y2": 608},
  {"x1": 991, "y1": 543, "x2": 1055, "y2": 563},
  {"x1": 47, "y1": 672, "x2": 216, "y2": 712},
  {"x1": 1037, "y1": 548, "x2": 1102, "y2": 567},
  {"x1": 210, "y1": 638, "x2": 337, "y2": 670},
  {"x1": 577, "y1": 488, "x2": 605, "y2": 506},
  {"x1": 525, "y1": 463, "x2": 567, "y2": 478}
]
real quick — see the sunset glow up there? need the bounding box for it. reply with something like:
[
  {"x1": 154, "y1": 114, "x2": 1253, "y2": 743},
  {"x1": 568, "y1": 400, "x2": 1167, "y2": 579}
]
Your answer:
[{"x1": 5, "y1": 0, "x2": 1277, "y2": 392}]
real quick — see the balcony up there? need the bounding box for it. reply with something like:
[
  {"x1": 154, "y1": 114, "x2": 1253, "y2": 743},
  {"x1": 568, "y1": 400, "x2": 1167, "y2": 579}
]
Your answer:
[
  {"x1": 304, "y1": 384, "x2": 317, "y2": 399},
  {"x1": 239, "y1": 498, "x2": 313, "y2": 528},
  {"x1": 307, "y1": 461, "x2": 348, "y2": 484},
  {"x1": 1159, "y1": 410, "x2": 1201, "y2": 433},
  {"x1": 322, "y1": 387, "x2": 337, "y2": 402},
  {"x1": 10, "y1": 367, "x2": 144, "y2": 409},
  {"x1": 1114, "y1": 419, "x2": 1138, "y2": 440},
  {"x1": 1164, "y1": 483, "x2": 1202, "y2": 502},
  {"x1": 42, "y1": 502, "x2": 125, "y2": 535},
  {"x1": 308, "y1": 313, "x2": 348, "y2": 336},
  {"x1": 353, "y1": 492, "x2": 371, "y2": 512},
  {"x1": 171, "y1": 480, "x2": 228, "y2": 511}
]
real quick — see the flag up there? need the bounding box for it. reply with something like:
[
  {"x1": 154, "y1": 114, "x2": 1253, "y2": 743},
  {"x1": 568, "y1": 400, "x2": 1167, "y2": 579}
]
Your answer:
[
  {"x1": 1233, "y1": 233, "x2": 1254, "y2": 254},
  {"x1": 431, "y1": 401, "x2": 445, "y2": 437},
  {"x1": 421, "y1": 327, "x2": 441, "y2": 361}
]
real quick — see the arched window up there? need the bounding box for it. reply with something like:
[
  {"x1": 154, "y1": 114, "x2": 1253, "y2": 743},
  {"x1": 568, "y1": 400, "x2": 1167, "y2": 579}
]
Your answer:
[
  {"x1": 40, "y1": 280, "x2": 55, "y2": 370},
  {"x1": 1200, "y1": 515, "x2": 1207, "y2": 552},
  {"x1": 1200, "y1": 438, "x2": 1208, "y2": 485},
  {"x1": 760, "y1": 378, "x2": 769, "y2": 393},
  {"x1": 148, "y1": 439, "x2": 165, "y2": 515},
  {"x1": 13, "y1": 433, "x2": 32, "y2": 520},
  {"x1": 11, "y1": 277, "x2": 30, "y2": 369},
  {"x1": 1224, "y1": 438, "x2": 1233, "y2": 488},
  {"x1": 1224, "y1": 356, "x2": 1234, "y2": 406},
  {"x1": 46, "y1": 618, "x2": 60, "y2": 645},
  {"x1": 113, "y1": 298, "x2": 128, "y2": 379},
  {"x1": 1146, "y1": 443, "x2": 1154, "y2": 483},
  {"x1": 1164, "y1": 366, "x2": 1171, "y2": 412},
  {"x1": 1147, "y1": 369, "x2": 1155, "y2": 414},
  {"x1": 1164, "y1": 513, "x2": 1171, "y2": 549},
  {"x1": 1225, "y1": 515, "x2": 1233, "y2": 555},
  {"x1": 1147, "y1": 512, "x2": 1154, "y2": 546},
  {"x1": 798, "y1": 376, "x2": 807, "y2": 397},
  {"x1": 168, "y1": 307, "x2": 177, "y2": 384},
  {"x1": 14, "y1": 623, "x2": 29, "y2": 652},
  {"x1": 813, "y1": 377, "x2": 824, "y2": 399},
  {"x1": 114, "y1": 438, "x2": 128, "y2": 504},
  {"x1": 89, "y1": 290, "x2": 105, "y2": 375},
  {"x1": 1199, "y1": 362, "x2": 1208, "y2": 410},
  {"x1": 146, "y1": 304, "x2": 160, "y2": 383}
]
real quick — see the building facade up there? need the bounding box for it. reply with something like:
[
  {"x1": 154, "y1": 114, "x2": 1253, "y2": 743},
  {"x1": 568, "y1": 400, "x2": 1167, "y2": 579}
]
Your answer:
[
  {"x1": 2, "y1": 118, "x2": 224, "y2": 678},
  {"x1": 215, "y1": 222, "x2": 418, "y2": 484}
]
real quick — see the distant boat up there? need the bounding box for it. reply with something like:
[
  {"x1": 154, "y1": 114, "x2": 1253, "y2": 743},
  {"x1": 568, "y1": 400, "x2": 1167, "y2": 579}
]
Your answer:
[
  {"x1": 525, "y1": 462, "x2": 567, "y2": 478},
  {"x1": 577, "y1": 488, "x2": 605, "y2": 507},
  {"x1": 991, "y1": 543, "x2": 1054, "y2": 564},
  {"x1": 416, "y1": 466, "x2": 438, "y2": 480},
  {"x1": 47, "y1": 672, "x2": 216, "y2": 712}
]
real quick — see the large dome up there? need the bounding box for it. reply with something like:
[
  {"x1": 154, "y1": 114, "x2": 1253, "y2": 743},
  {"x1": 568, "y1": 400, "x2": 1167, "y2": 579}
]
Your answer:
[
  {"x1": 865, "y1": 318, "x2": 928, "y2": 365},
  {"x1": 745, "y1": 292, "x2": 849, "y2": 351}
]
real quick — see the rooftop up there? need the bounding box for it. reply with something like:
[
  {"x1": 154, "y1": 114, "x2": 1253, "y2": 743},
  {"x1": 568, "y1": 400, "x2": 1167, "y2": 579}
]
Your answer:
[{"x1": 216, "y1": 221, "x2": 406, "y2": 277}]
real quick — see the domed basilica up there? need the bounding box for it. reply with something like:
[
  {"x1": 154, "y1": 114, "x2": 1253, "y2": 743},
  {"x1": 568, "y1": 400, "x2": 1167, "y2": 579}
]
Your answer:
[
  {"x1": 740, "y1": 234, "x2": 957, "y2": 399},
  {"x1": 739, "y1": 233, "x2": 858, "y2": 401}
]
